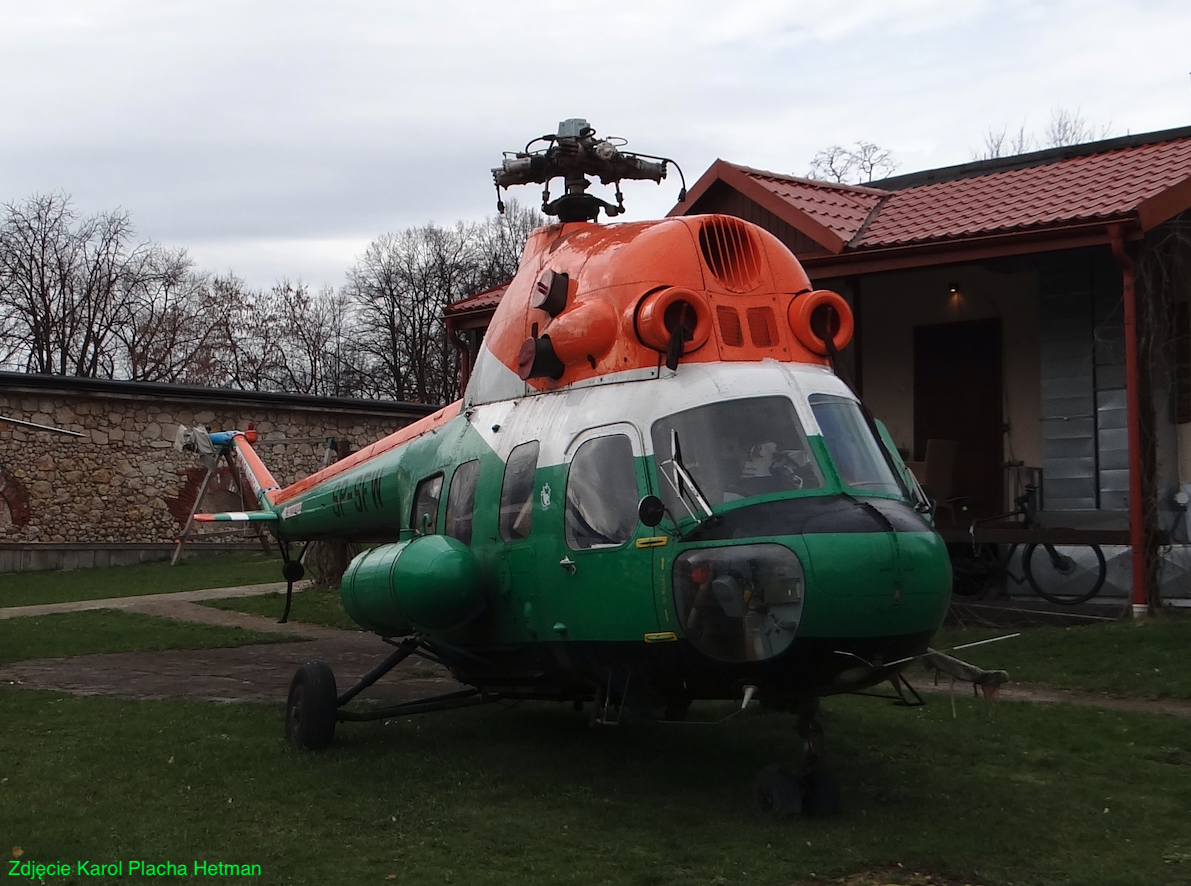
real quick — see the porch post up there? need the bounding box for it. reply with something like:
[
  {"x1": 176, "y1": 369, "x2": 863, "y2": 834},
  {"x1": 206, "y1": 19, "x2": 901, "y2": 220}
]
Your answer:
[{"x1": 1108, "y1": 224, "x2": 1148, "y2": 616}]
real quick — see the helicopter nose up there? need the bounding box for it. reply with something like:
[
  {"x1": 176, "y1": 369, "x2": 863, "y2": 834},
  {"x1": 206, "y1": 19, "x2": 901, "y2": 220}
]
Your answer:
[{"x1": 797, "y1": 530, "x2": 950, "y2": 637}]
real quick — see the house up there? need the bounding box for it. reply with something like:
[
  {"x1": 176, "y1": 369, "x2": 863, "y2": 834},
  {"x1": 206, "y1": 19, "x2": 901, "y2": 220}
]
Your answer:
[{"x1": 446, "y1": 125, "x2": 1191, "y2": 607}]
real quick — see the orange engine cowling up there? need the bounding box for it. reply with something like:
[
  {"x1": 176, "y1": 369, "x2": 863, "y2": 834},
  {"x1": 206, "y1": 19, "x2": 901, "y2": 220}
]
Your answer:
[
  {"x1": 788, "y1": 289, "x2": 853, "y2": 356},
  {"x1": 634, "y1": 286, "x2": 712, "y2": 354}
]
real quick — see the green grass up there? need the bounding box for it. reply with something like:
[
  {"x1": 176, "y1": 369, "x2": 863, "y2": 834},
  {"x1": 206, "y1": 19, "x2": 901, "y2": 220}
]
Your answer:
[
  {"x1": 2, "y1": 690, "x2": 1189, "y2": 885},
  {"x1": 0, "y1": 609, "x2": 294, "y2": 666},
  {"x1": 199, "y1": 584, "x2": 359, "y2": 631},
  {"x1": 933, "y1": 610, "x2": 1191, "y2": 698},
  {"x1": 0, "y1": 552, "x2": 283, "y2": 608}
]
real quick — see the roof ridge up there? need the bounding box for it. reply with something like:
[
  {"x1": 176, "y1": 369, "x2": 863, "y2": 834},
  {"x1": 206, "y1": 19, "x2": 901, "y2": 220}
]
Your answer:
[
  {"x1": 873, "y1": 123, "x2": 1191, "y2": 190},
  {"x1": 725, "y1": 161, "x2": 891, "y2": 197}
]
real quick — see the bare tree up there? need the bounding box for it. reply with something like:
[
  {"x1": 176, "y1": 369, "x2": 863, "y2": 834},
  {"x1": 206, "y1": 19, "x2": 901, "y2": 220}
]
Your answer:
[
  {"x1": 808, "y1": 145, "x2": 857, "y2": 183},
  {"x1": 974, "y1": 123, "x2": 1035, "y2": 160},
  {"x1": 113, "y1": 249, "x2": 228, "y2": 384},
  {"x1": 344, "y1": 201, "x2": 544, "y2": 404},
  {"x1": 973, "y1": 109, "x2": 1113, "y2": 160},
  {"x1": 850, "y1": 141, "x2": 898, "y2": 182},
  {"x1": 808, "y1": 142, "x2": 898, "y2": 184},
  {"x1": 1044, "y1": 107, "x2": 1113, "y2": 148},
  {"x1": 0, "y1": 193, "x2": 159, "y2": 377}
]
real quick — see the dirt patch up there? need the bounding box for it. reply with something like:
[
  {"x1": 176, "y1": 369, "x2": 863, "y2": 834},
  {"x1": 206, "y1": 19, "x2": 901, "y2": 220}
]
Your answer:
[
  {"x1": 912, "y1": 676, "x2": 1191, "y2": 719},
  {"x1": 808, "y1": 869, "x2": 985, "y2": 886},
  {"x1": 0, "y1": 630, "x2": 464, "y2": 705}
]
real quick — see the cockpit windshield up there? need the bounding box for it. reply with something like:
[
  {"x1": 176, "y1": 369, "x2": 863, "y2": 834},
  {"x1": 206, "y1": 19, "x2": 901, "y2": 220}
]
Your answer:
[
  {"x1": 651, "y1": 396, "x2": 822, "y2": 517},
  {"x1": 808, "y1": 393, "x2": 903, "y2": 496}
]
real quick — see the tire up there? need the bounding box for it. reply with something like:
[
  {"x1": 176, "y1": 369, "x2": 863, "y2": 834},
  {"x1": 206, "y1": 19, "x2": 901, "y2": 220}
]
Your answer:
[
  {"x1": 799, "y1": 767, "x2": 841, "y2": 815},
  {"x1": 753, "y1": 764, "x2": 802, "y2": 817},
  {"x1": 1022, "y1": 543, "x2": 1107, "y2": 605},
  {"x1": 948, "y1": 543, "x2": 996, "y2": 597},
  {"x1": 286, "y1": 661, "x2": 338, "y2": 750}
]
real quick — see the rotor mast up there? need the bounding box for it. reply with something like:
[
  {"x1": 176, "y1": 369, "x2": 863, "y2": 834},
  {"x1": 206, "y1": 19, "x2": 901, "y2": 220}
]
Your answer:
[{"x1": 492, "y1": 118, "x2": 685, "y2": 223}]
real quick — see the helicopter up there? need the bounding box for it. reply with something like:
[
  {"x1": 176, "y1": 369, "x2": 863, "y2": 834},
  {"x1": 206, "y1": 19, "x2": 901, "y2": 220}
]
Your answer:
[{"x1": 176, "y1": 119, "x2": 952, "y2": 816}]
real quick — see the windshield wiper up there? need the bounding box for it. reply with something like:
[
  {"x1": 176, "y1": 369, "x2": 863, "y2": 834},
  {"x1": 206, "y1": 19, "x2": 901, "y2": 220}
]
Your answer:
[{"x1": 659, "y1": 429, "x2": 716, "y2": 536}]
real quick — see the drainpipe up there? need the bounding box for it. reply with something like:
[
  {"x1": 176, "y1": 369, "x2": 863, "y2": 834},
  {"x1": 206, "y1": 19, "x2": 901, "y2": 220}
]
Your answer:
[
  {"x1": 447, "y1": 322, "x2": 472, "y2": 398},
  {"x1": 1108, "y1": 224, "x2": 1148, "y2": 617}
]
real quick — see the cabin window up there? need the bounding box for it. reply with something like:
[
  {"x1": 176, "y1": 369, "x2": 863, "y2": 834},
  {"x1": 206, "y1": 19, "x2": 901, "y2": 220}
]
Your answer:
[
  {"x1": 411, "y1": 474, "x2": 443, "y2": 533},
  {"x1": 499, "y1": 441, "x2": 540, "y2": 541},
  {"x1": 566, "y1": 435, "x2": 638, "y2": 550},
  {"x1": 445, "y1": 460, "x2": 480, "y2": 546},
  {"x1": 651, "y1": 396, "x2": 822, "y2": 516},
  {"x1": 808, "y1": 394, "x2": 902, "y2": 496}
]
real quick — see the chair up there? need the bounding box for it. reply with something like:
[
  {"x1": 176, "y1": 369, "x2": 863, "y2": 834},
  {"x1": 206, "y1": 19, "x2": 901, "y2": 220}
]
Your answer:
[{"x1": 906, "y1": 439, "x2": 959, "y2": 521}]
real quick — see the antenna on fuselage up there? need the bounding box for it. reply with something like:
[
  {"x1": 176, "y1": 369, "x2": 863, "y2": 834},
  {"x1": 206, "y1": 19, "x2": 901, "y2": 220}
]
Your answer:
[{"x1": 492, "y1": 118, "x2": 687, "y2": 223}]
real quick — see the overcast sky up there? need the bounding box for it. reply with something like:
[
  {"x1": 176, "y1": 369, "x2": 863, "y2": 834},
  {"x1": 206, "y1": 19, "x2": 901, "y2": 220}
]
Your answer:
[{"x1": 2, "y1": 1, "x2": 1189, "y2": 290}]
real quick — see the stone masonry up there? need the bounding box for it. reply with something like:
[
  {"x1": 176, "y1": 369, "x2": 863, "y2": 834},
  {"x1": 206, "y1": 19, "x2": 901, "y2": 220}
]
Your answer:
[{"x1": 0, "y1": 373, "x2": 436, "y2": 570}]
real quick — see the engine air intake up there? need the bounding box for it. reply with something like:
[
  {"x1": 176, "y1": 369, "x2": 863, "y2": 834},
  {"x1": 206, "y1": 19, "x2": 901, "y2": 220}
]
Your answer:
[
  {"x1": 746, "y1": 307, "x2": 777, "y2": 348},
  {"x1": 698, "y1": 217, "x2": 762, "y2": 292},
  {"x1": 716, "y1": 306, "x2": 743, "y2": 347}
]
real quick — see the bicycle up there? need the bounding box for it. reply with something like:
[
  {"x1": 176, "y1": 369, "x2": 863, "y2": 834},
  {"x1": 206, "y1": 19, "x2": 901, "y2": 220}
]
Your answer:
[{"x1": 948, "y1": 485, "x2": 1108, "y2": 605}]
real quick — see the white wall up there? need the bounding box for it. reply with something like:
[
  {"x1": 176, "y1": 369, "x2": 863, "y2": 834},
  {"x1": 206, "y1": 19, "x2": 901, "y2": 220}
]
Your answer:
[{"x1": 858, "y1": 263, "x2": 1042, "y2": 508}]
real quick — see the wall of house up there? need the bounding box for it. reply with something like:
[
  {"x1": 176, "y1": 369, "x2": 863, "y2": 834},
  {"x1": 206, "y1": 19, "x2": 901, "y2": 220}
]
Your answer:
[
  {"x1": 854, "y1": 262, "x2": 1042, "y2": 510},
  {"x1": 0, "y1": 376, "x2": 432, "y2": 572}
]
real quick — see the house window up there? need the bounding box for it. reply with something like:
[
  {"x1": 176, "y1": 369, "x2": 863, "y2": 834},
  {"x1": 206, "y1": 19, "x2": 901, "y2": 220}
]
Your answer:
[
  {"x1": 500, "y1": 442, "x2": 540, "y2": 541},
  {"x1": 565, "y1": 435, "x2": 638, "y2": 550},
  {"x1": 444, "y1": 460, "x2": 480, "y2": 546},
  {"x1": 411, "y1": 474, "x2": 443, "y2": 534}
]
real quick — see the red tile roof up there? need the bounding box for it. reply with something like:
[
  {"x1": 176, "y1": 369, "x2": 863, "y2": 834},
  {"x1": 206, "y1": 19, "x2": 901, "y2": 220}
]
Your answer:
[
  {"x1": 445, "y1": 281, "x2": 509, "y2": 315},
  {"x1": 858, "y1": 137, "x2": 1191, "y2": 247},
  {"x1": 677, "y1": 128, "x2": 1191, "y2": 256},
  {"x1": 724, "y1": 164, "x2": 885, "y2": 245}
]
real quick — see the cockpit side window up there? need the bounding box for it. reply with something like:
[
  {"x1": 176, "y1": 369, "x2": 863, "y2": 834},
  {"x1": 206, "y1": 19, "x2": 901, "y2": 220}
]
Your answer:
[
  {"x1": 411, "y1": 473, "x2": 444, "y2": 533},
  {"x1": 499, "y1": 441, "x2": 540, "y2": 541},
  {"x1": 565, "y1": 434, "x2": 638, "y2": 550},
  {"x1": 808, "y1": 393, "x2": 902, "y2": 496},
  {"x1": 444, "y1": 460, "x2": 480, "y2": 546}
]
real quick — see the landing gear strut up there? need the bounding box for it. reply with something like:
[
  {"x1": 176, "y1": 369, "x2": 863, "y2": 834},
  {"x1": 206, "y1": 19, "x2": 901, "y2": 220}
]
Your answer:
[
  {"x1": 753, "y1": 698, "x2": 840, "y2": 817},
  {"x1": 284, "y1": 638, "x2": 497, "y2": 750}
]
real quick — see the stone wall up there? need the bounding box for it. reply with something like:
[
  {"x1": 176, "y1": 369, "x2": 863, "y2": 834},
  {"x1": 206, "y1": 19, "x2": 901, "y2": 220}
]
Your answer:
[{"x1": 0, "y1": 373, "x2": 436, "y2": 571}]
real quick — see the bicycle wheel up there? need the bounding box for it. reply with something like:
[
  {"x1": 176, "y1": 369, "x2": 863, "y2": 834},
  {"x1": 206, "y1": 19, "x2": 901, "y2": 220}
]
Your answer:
[
  {"x1": 948, "y1": 543, "x2": 997, "y2": 597},
  {"x1": 1022, "y1": 543, "x2": 1107, "y2": 605}
]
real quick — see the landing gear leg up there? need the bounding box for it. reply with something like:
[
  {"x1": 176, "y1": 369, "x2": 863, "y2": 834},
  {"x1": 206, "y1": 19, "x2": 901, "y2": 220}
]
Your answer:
[
  {"x1": 795, "y1": 699, "x2": 839, "y2": 815},
  {"x1": 284, "y1": 638, "x2": 497, "y2": 750},
  {"x1": 753, "y1": 698, "x2": 840, "y2": 817}
]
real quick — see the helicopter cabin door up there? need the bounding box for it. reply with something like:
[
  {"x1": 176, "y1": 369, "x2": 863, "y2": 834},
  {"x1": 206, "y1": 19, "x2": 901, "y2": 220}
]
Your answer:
[{"x1": 536, "y1": 424, "x2": 661, "y2": 643}]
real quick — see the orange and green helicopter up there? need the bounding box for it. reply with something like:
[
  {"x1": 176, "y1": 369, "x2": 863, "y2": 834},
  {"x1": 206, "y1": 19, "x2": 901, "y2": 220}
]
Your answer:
[{"x1": 179, "y1": 120, "x2": 952, "y2": 816}]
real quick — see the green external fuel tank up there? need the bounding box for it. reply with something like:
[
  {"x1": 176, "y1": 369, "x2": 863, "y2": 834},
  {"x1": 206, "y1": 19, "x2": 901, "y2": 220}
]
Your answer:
[{"x1": 340, "y1": 535, "x2": 484, "y2": 636}]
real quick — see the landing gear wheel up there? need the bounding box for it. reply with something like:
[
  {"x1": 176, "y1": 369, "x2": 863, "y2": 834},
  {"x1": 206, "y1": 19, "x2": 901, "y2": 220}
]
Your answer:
[
  {"x1": 799, "y1": 767, "x2": 840, "y2": 815},
  {"x1": 286, "y1": 661, "x2": 338, "y2": 750},
  {"x1": 753, "y1": 764, "x2": 802, "y2": 817}
]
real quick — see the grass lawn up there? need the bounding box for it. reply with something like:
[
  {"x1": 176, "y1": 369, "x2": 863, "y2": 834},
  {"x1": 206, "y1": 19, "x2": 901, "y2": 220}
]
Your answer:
[
  {"x1": 2, "y1": 689, "x2": 1190, "y2": 886},
  {"x1": 0, "y1": 609, "x2": 294, "y2": 667},
  {"x1": 933, "y1": 610, "x2": 1191, "y2": 699},
  {"x1": 0, "y1": 552, "x2": 283, "y2": 609},
  {"x1": 200, "y1": 584, "x2": 360, "y2": 631}
]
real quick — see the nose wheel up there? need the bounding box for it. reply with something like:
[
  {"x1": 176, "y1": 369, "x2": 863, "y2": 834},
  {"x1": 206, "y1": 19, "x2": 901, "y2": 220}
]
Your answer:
[{"x1": 753, "y1": 699, "x2": 840, "y2": 817}]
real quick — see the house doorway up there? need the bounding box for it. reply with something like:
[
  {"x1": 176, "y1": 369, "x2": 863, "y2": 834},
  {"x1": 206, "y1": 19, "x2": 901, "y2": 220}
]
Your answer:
[{"x1": 913, "y1": 318, "x2": 1003, "y2": 520}]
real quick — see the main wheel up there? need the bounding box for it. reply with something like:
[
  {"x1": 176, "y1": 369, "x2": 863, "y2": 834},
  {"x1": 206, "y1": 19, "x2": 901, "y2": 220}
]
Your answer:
[
  {"x1": 286, "y1": 661, "x2": 338, "y2": 750},
  {"x1": 799, "y1": 767, "x2": 841, "y2": 815},
  {"x1": 753, "y1": 764, "x2": 802, "y2": 817},
  {"x1": 1022, "y1": 543, "x2": 1107, "y2": 605}
]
